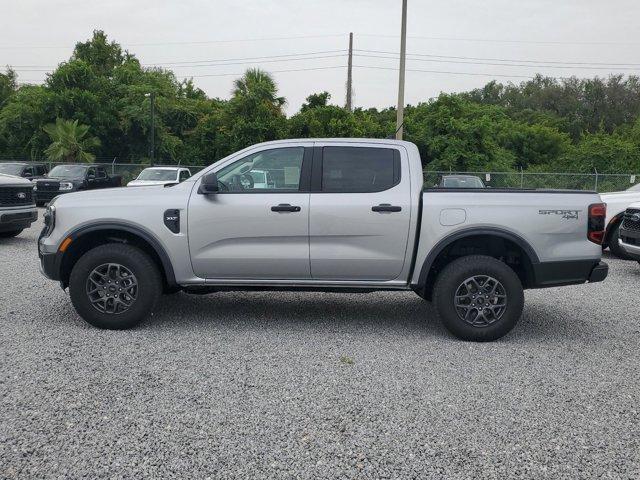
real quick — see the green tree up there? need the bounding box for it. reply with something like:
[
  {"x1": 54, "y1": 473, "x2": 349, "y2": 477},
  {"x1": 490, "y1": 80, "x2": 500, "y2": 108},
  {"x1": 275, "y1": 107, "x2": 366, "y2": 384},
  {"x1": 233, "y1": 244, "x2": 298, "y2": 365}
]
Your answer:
[
  {"x1": 43, "y1": 118, "x2": 101, "y2": 162},
  {"x1": 0, "y1": 68, "x2": 17, "y2": 107},
  {"x1": 232, "y1": 68, "x2": 285, "y2": 112}
]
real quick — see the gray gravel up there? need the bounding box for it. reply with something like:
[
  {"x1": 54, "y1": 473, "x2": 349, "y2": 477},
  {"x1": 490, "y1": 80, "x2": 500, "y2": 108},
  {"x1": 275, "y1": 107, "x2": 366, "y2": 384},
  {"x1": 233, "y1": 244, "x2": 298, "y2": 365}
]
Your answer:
[{"x1": 1, "y1": 213, "x2": 639, "y2": 479}]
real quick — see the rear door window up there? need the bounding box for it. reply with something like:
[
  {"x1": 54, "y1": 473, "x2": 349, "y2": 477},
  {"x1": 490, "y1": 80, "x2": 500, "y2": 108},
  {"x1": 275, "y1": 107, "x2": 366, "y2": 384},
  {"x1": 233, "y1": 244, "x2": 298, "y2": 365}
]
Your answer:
[{"x1": 321, "y1": 147, "x2": 400, "y2": 193}]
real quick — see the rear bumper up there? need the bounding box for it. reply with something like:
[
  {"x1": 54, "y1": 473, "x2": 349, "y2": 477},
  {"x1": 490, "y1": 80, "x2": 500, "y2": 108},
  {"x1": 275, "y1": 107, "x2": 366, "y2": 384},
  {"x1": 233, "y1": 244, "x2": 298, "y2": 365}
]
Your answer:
[
  {"x1": 531, "y1": 259, "x2": 608, "y2": 288},
  {"x1": 0, "y1": 206, "x2": 37, "y2": 232}
]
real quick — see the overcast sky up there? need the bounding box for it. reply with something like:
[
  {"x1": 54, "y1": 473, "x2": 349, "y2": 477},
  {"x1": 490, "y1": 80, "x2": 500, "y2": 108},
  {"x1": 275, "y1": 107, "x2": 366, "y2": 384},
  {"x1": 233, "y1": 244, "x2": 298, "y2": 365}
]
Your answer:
[{"x1": 1, "y1": 0, "x2": 638, "y2": 114}]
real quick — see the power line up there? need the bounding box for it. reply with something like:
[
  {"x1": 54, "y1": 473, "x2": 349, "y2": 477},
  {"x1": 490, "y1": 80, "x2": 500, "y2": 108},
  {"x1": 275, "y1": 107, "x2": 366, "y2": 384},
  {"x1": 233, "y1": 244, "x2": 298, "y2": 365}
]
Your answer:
[
  {"x1": 353, "y1": 53, "x2": 640, "y2": 71},
  {"x1": 357, "y1": 33, "x2": 640, "y2": 46},
  {"x1": 356, "y1": 49, "x2": 640, "y2": 67},
  {"x1": 178, "y1": 65, "x2": 348, "y2": 78},
  {"x1": 5, "y1": 50, "x2": 348, "y2": 70},
  {"x1": 354, "y1": 64, "x2": 533, "y2": 79},
  {"x1": 145, "y1": 50, "x2": 346, "y2": 66},
  {"x1": 0, "y1": 33, "x2": 347, "y2": 50},
  {"x1": 11, "y1": 55, "x2": 348, "y2": 73}
]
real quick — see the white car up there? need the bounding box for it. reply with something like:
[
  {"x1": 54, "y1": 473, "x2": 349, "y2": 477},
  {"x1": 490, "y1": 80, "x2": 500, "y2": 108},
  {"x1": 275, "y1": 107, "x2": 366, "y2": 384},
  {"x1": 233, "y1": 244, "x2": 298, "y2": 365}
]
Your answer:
[
  {"x1": 127, "y1": 167, "x2": 191, "y2": 187},
  {"x1": 601, "y1": 183, "x2": 640, "y2": 258}
]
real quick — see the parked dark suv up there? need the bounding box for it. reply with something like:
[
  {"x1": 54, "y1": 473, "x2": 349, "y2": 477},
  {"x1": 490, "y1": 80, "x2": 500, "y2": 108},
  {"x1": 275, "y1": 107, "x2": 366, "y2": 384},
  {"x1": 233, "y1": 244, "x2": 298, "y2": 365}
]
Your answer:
[
  {"x1": 0, "y1": 162, "x2": 49, "y2": 180},
  {"x1": 33, "y1": 164, "x2": 122, "y2": 205}
]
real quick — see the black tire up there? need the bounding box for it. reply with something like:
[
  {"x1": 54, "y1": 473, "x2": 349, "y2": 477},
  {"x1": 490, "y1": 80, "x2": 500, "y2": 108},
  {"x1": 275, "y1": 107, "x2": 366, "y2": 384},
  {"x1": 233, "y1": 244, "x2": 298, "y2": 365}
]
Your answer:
[
  {"x1": 0, "y1": 229, "x2": 23, "y2": 238},
  {"x1": 608, "y1": 223, "x2": 634, "y2": 260},
  {"x1": 433, "y1": 255, "x2": 524, "y2": 342},
  {"x1": 69, "y1": 243, "x2": 162, "y2": 329}
]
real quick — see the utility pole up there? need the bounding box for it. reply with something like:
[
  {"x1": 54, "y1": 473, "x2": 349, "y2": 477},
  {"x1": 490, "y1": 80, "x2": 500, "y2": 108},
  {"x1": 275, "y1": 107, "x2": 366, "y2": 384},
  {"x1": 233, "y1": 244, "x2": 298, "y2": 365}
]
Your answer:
[
  {"x1": 146, "y1": 92, "x2": 156, "y2": 166},
  {"x1": 346, "y1": 32, "x2": 353, "y2": 111},
  {"x1": 395, "y1": 0, "x2": 408, "y2": 140}
]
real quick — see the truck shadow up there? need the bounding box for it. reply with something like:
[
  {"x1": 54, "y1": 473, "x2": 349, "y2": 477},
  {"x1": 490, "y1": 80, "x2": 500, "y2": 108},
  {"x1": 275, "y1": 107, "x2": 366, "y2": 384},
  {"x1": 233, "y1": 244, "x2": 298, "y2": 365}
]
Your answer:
[
  {"x1": 148, "y1": 290, "x2": 595, "y2": 342},
  {"x1": 150, "y1": 291, "x2": 451, "y2": 338}
]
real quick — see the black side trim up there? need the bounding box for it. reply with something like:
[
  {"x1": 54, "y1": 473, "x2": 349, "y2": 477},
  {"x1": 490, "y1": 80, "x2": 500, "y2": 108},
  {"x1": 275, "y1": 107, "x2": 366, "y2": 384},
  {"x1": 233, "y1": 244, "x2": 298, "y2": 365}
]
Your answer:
[
  {"x1": 531, "y1": 259, "x2": 605, "y2": 288},
  {"x1": 415, "y1": 227, "x2": 540, "y2": 288},
  {"x1": 310, "y1": 146, "x2": 323, "y2": 192},
  {"x1": 299, "y1": 147, "x2": 313, "y2": 192},
  {"x1": 56, "y1": 221, "x2": 177, "y2": 286}
]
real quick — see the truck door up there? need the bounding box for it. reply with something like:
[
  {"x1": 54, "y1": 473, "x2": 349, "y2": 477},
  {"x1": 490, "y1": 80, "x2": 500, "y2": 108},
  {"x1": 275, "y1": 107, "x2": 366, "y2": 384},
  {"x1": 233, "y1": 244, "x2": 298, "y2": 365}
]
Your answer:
[
  {"x1": 309, "y1": 144, "x2": 412, "y2": 281},
  {"x1": 188, "y1": 145, "x2": 312, "y2": 280}
]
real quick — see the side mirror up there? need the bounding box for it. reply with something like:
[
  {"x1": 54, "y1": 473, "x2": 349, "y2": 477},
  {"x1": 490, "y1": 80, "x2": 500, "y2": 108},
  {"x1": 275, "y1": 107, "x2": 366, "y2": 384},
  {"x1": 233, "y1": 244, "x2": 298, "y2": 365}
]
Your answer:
[
  {"x1": 87, "y1": 174, "x2": 95, "y2": 181},
  {"x1": 24, "y1": 172, "x2": 32, "y2": 178},
  {"x1": 198, "y1": 172, "x2": 219, "y2": 194}
]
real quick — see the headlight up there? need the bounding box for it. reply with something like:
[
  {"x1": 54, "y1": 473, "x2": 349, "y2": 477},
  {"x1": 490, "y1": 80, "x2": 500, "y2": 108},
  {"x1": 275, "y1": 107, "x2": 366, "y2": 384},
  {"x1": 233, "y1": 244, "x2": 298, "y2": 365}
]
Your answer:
[
  {"x1": 42, "y1": 205, "x2": 56, "y2": 238},
  {"x1": 59, "y1": 182, "x2": 74, "y2": 191}
]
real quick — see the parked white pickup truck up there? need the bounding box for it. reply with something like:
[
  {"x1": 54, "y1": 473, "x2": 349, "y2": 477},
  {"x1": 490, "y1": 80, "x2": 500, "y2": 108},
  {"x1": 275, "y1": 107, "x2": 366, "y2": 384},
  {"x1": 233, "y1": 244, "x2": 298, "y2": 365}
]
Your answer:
[
  {"x1": 601, "y1": 183, "x2": 640, "y2": 258},
  {"x1": 38, "y1": 139, "x2": 608, "y2": 341}
]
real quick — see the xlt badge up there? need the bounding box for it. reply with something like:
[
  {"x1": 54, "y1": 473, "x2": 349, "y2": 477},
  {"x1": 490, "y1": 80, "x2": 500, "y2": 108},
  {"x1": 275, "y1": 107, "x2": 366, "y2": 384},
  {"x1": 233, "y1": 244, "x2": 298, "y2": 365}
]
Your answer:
[{"x1": 163, "y1": 209, "x2": 180, "y2": 233}]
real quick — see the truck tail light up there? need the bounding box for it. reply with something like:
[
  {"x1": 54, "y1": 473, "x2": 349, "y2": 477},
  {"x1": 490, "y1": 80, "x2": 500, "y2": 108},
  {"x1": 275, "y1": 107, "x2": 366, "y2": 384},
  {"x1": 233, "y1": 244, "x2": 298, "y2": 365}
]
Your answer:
[{"x1": 588, "y1": 203, "x2": 606, "y2": 244}]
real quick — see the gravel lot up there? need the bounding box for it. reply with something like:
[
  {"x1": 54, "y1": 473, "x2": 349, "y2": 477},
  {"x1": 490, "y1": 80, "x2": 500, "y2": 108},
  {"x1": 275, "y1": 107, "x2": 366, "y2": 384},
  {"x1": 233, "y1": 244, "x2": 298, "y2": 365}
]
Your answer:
[{"x1": 1, "y1": 213, "x2": 639, "y2": 479}]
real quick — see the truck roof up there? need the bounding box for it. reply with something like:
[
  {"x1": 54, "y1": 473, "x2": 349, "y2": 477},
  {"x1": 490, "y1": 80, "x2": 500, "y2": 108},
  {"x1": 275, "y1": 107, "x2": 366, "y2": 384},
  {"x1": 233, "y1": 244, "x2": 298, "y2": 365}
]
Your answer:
[{"x1": 248, "y1": 138, "x2": 417, "y2": 148}]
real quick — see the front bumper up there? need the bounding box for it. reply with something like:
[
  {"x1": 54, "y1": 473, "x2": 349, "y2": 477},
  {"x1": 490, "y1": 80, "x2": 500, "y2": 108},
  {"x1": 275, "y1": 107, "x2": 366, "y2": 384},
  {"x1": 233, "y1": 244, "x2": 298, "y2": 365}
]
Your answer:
[
  {"x1": 39, "y1": 251, "x2": 61, "y2": 281},
  {"x1": 619, "y1": 226, "x2": 640, "y2": 259},
  {"x1": 0, "y1": 205, "x2": 37, "y2": 232}
]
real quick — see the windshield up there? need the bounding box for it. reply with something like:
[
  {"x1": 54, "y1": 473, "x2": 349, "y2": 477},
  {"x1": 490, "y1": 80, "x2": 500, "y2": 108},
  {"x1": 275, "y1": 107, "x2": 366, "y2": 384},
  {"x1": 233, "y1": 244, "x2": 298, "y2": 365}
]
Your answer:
[
  {"x1": 443, "y1": 176, "x2": 485, "y2": 188},
  {"x1": 48, "y1": 165, "x2": 87, "y2": 179},
  {"x1": 0, "y1": 163, "x2": 24, "y2": 176},
  {"x1": 137, "y1": 169, "x2": 178, "y2": 181},
  {"x1": 626, "y1": 183, "x2": 640, "y2": 192}
]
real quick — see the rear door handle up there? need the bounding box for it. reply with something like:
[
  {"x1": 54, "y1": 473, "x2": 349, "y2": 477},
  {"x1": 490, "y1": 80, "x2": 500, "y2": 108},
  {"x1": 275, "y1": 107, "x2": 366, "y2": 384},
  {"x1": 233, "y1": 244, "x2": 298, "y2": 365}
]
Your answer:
[
  {"x1": 271, "y1": 203, "x2": 301, "y2": 212},
  {"x1": 372, "y1": 204, "x2": 402, "y2": 212}
]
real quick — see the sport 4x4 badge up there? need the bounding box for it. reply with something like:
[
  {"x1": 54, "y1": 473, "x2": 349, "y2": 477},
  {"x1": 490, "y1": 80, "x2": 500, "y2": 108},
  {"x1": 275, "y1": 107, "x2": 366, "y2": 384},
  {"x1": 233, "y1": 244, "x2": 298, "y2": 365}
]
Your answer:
[{"x1": 538, "y1": 209, "x2": 580, "y2": 220}]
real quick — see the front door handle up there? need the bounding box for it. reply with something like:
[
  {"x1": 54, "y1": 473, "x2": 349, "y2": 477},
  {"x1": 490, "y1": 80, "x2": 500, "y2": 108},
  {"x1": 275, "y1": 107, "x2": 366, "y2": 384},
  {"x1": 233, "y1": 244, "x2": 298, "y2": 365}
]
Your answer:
[
  {"x1": 372, "y1": 204, "x2": 402, "y2": 212},
  {"x1": 271, "y1": 203, "x2": 301, "y2": 212}
]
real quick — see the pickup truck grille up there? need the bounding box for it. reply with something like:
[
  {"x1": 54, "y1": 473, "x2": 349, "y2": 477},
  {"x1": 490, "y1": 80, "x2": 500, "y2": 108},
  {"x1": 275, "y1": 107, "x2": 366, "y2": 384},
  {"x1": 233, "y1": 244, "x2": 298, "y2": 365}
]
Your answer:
[
  {"x1": 36, "y1": 182, "x2": 60, "y2": 192},
  {"x1": 622, "y1": 208, "x2": 640, "y2": 232},
  {"x1": 0, "y1": 186, "x2": 34, "y2": 207}
]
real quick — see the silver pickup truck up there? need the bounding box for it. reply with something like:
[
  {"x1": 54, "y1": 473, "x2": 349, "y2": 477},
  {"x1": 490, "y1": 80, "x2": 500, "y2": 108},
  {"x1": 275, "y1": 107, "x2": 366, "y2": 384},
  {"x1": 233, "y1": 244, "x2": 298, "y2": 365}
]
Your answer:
[{"x1": 38, "y1": 139, "x2": 608, "y2": 341}]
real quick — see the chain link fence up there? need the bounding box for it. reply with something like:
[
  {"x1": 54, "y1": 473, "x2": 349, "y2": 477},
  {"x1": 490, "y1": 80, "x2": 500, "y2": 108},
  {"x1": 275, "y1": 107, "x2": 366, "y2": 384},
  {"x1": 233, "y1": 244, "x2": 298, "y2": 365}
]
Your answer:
[
  {"x1": 1, "y1": 160, "x2": 639, "y2": 193},
  {"x1": 424, "y1": 171, "x2": 639, "y2": 193},
  {"x1": 0, "y1": 160, "x2": 207, "y2": 185}
]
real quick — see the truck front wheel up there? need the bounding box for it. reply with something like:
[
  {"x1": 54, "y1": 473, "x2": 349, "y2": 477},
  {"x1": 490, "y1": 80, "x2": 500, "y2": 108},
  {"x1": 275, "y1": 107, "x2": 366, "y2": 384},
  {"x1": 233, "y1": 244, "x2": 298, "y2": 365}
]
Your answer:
[
  {"x1": 69, "y1": 243, "x2": 162, "y2": 329},
  {"x1": 433, "y1": 255, "x2": 524, "y2": 341}
]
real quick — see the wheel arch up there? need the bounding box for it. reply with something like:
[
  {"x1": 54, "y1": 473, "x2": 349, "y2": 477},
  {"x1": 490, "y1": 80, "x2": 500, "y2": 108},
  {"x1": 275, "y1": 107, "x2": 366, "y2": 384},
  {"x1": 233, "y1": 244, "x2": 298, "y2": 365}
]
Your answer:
[
  {"x1": 603, "y1": 212, "x2": 624, "y2": 248},
  {"x1": 414, "y1": 227, "x2": 539, "y2": 301},
  {"x1": 58, "y1": 222, "x2": 176, "y2": 290}
]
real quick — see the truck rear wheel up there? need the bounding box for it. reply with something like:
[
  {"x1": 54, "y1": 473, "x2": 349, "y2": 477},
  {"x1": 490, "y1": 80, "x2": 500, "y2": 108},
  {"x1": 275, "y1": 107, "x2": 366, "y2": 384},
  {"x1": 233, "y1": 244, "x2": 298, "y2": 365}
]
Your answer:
[
  {"x1": 69, "y1": 243, "x2": 162, "y2": 329},
  {"x1": 433, "y1": 255, "x2": 524, "y2": 341}
]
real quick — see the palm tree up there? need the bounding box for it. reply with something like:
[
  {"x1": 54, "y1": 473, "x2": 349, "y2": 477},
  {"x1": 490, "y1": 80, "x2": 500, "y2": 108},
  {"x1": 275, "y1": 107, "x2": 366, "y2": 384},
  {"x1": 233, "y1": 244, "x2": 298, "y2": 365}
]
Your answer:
[
  {"x1": 43, "y1": 118, "x2": 101, "y2": 163},
  {"x1": 232, "y1": 68, "x2": 286, "y2": 110}
]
